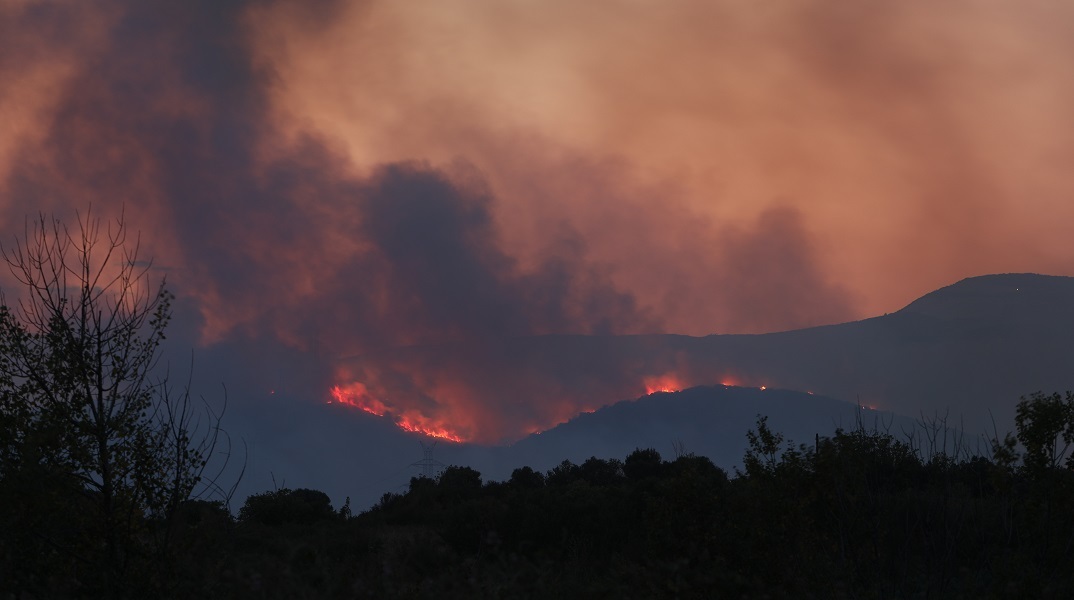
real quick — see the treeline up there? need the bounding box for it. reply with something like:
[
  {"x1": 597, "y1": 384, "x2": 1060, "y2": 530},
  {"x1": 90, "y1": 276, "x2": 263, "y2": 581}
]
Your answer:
[
  {"x1": 8, "y1": 394, "x2": 1073, "y2": 598},
  {"x1": 246, "y1": 393, "x2": 1073, "y2": 599}
]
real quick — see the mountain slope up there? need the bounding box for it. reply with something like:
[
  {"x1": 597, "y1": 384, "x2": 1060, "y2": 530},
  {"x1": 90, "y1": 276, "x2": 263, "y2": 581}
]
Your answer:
[
  {"x1": 266, "y1": 273, "x2": 1074, "y2": 510},
  {"x1": 698, "y1": 273, "x2": 1074, "y2": 433},
  {"x1": 342, "y1": 273, "x2": 1074, "y2": 443},
  {"x1": 497, "y1": 385, "x2": 923, "y2": 474}
]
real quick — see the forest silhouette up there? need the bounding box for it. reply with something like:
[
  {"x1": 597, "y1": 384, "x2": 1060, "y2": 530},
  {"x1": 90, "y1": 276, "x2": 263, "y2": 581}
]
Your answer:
[{"x1": 5, "y1": 393, "x2": 1074, "y2": 597}]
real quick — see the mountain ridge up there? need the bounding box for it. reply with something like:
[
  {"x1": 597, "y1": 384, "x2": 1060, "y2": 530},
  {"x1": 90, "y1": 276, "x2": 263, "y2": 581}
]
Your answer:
[{"x1": 231, "y1": 273, "x2": 1074, "y2": 510}]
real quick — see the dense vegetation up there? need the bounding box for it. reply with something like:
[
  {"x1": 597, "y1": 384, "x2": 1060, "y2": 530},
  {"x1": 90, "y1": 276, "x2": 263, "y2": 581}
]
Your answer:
[
  {"x1": 0, "y1": 215, "x2": 224, "y2": 599},
  {"x1": 8, "y1": 395, "x2": 1073, "y2": 598}
]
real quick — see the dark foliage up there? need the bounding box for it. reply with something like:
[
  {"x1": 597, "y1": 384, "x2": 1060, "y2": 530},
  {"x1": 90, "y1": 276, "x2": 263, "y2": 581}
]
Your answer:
[
  {"x1": 5, "y1": 391, "x2": 1074, "y2": 597},
  {"x1": 0, "y1": 215, "x2": 229, "y2": 599},
  {"x1": 239, "y1": 488, "x2": 337, "y2": 526}
]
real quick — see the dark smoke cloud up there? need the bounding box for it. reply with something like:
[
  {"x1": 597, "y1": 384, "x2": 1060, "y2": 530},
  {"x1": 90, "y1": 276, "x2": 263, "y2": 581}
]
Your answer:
[
  {"x1": 345, "y1": 163, "x2": 655, "y2": 345},
  {"x1": 1, "y1": 0, "x2": 930, "y2": 442},
  {"x1": 0, "y1": 1, "x2": 611, "y2": 439}
]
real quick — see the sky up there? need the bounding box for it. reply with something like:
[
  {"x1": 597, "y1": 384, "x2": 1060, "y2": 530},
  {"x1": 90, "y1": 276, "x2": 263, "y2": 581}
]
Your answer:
[{"x1": 3, "y1": 0, "x2": 1074, "y2": 445}]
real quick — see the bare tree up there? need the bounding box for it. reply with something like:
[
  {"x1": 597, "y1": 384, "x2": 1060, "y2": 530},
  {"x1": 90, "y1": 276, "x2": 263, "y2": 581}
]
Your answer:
[{"x1": 0, "y1": 212, "x2": 228, "y2": 597}]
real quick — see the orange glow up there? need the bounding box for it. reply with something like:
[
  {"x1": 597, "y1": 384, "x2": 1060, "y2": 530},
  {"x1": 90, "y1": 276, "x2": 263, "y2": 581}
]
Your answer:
[
  {"x1": 395, "y1": 413, "x2": 464, "y2": 443},
  {"x1": 331, "y1": 382, "x2": 464, "y2": 442},
  {"x1": 7, "y1": 0, "x2": 1074, "y2": 458},
  {"x1": 644, "y1": 374, "x2": 685, "y2": 395},
  {"x1": 331, "y1": 354, "x2": 661, "y2": 444},
  {"x1": 330, "y1": 366, "x2": 824, "y2": 443},
  {"x1": 329, "y1": 355, "x2": 809, "y2": 443},
  {"x1": 247, "y1": 0, "x2": 1074, "y2": 341},
  {"x1": 330, "y1": 383, "x2": 389, "y2": 416}
]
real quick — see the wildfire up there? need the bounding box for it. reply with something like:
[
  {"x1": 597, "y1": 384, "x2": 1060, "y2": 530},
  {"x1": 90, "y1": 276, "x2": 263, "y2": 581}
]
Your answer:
[
  {"x1": 329, "y1": 368, "x2": 782, "y2": 445},
  {"x1": 330, "y1": 383, "x2": 388, "y2": 416},
  {"x1": 395, "y1": 414, "x2": 464, "y2": 443},
  {"x1": 643, "y1": 374, "x2": 684, "y2": 395},
  {"x1": 330, "y1": 383, "x2": 464, "y2": 443}
]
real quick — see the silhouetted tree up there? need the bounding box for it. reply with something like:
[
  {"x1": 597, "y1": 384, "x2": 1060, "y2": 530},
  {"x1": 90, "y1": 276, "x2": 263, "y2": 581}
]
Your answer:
[
  {"x1": 0, "y1": 213, "x2": 226, "y2": 598},
  {"x1": 509, "y1": 465, "x2": 545, "y2": 489},
  {"x1": 239, "y1": 488, "x2": 336, "y2": 526},
  {"x1": 546, "y1": 459, "x2": 580, "y2": 486},
  {"x1": 579, "y1": 456, "x2": 624, "y2": 486},
  {"x1": 438, "y1": 465, "x2": 482, "y2": 492},
  {"x1": 741, "y1": 414, "x2": 785, "y2": 477},
  {"x1": 624, "y1": 447, "x2": 662, "y2": 480},
  {"x1": 1015, "y1": 391, "x2": 1074, "y2": 473}
]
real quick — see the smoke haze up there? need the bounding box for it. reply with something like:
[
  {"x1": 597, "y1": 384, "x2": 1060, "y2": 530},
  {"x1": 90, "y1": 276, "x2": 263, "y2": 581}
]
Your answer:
[{"x1": 3, "y1": 0, "x2": 1073, "y2": 442}]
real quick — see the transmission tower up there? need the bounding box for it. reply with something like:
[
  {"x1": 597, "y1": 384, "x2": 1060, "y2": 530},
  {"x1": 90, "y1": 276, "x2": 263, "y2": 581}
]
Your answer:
[{"x1": 411, "y1": 440, "x2": 446, "y2": 478}]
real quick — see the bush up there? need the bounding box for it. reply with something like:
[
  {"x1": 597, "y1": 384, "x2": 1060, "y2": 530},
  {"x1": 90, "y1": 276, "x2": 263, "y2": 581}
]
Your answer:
[{"x1": 239, "y1": 488, "x2": 335, "y2": 526}]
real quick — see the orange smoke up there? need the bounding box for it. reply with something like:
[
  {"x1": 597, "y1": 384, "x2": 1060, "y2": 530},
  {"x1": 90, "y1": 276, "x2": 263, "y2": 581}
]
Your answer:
[
  {"x1": 251, "y1": 0, "x2": 1074, "y2": 331},
  {"x1": 5, "y1": 1, "x2": 1074, "y2": 449}
]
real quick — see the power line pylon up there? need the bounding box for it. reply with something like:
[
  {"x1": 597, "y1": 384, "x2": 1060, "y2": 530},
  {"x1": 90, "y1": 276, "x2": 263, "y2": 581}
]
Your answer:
[{"x1": 411, "y1": 440, "x2": 446, "y2": 478}]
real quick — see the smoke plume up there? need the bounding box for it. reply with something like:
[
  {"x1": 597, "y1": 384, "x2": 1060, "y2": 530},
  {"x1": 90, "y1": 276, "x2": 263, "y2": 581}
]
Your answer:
[{"x1": 3, "y1": 0, "x2": 1073, "y2": 442}]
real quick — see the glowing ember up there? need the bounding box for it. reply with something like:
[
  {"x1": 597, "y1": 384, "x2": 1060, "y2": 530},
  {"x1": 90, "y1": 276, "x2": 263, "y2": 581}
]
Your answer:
[
  {"x1": 395, "y1": 414, "x2": 464, "y2": 443},
  {"x1": 330, "y1": 383, "x2": 389, "y2": 416},
  {"x1": 720, "y1": 375, "x2": 742, "y2": 387},
  {"x1": 643, "y1": 374, "x2": 684, "y2": 395},
  {"x1": 331, "y1": 368, "x2": 782, "y2": 444},
  {"x1": 330, "y1": 383, "x2": 464, "y2": 443}
]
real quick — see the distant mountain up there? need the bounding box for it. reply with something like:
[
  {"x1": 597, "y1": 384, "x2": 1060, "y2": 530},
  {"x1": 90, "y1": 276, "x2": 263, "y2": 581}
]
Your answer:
[
  {"x1": 685, "y1": 273, "x2": 1074, "y2": 435},
  {"x1": 900, "y1": 273, "x2": 1074, "y2": 320},
  {"x1": 496, "y1": 385, "x2": 929, "y2": 475},
  {"x1": 630, "y1": 273, "x2": 1074, "y2": 434},
  {"x1": 352, "y1": 273, "x2": 1074, "y2": 442},
  {"x1": 305, "y1": 273, "x2": 1074, "y2": 509}
]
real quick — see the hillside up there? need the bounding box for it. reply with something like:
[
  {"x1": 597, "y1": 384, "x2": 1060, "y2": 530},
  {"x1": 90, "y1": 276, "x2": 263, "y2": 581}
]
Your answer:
[
  {"x1": 229, "y1": 273, "x2": 1074, "y2": 510},
  {"x1": 342, "y1": 273, "x2": 1074, "y2": 444},
  {"x1": 494, "y1": 385, "x2": 923, "y2": 476}
]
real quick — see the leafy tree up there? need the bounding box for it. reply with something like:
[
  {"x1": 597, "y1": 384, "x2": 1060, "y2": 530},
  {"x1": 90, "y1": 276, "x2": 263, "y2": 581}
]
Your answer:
[
  {"x1": 0, "y1": 213, "x2": 225, "y2": 597},
  {"x1": 1015, "y1": 391, "x2": 1074, "y2": 472},
  {"x1": 239, "y1": 488, "x2": 336, "y2": 526},
  {"x1": 624, "y1": 447, "x2": 662, "y2": 480},
  {"x1": 438, "y1": 465, "x2": 482, "y2": 491},
  {"x1": 741, "y1": 414, "x2": 785, "y2": 477},
  {"x1": 508, "y1": 465, "x2": 545, "y2": 489},
  {"x1": 546, "y1": 459, "x2": 581, "y2": 486},
  {"x1": 578, "y1": 456, "x2": 624, "y2": 486},
  {"x1": 409, "y1": 474, "x2": 437, "y2": 494}
]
